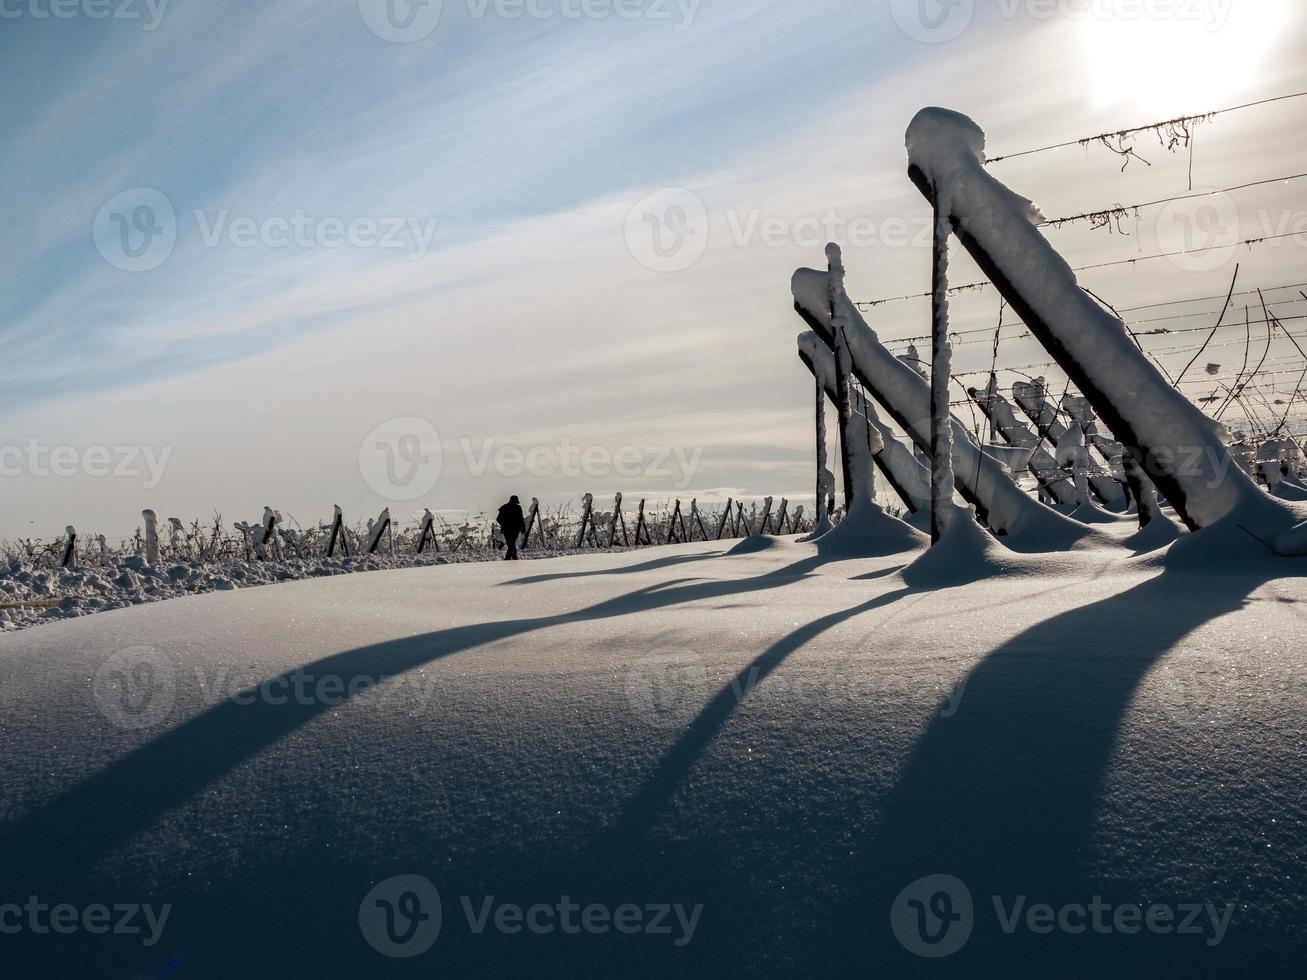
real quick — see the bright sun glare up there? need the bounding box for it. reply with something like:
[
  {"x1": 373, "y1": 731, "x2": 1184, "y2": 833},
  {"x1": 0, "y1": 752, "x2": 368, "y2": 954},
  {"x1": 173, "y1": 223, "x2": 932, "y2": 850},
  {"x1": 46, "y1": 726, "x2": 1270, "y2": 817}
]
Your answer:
[{"x1": 1084, "y1": 0, "x2": 1290, "y2": 113}]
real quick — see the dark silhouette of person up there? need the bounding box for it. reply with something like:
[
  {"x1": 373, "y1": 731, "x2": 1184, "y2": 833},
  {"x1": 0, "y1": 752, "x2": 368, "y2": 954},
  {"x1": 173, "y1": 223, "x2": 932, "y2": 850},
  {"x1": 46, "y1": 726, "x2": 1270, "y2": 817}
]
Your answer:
[{"x1": 496, "y1": 496, "x2": 526, "y2": 560}]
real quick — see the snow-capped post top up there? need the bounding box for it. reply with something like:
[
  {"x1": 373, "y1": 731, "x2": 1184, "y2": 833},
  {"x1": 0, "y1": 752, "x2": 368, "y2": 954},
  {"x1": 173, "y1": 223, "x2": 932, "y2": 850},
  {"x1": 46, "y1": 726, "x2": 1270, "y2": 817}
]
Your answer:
[
  {"x1": 826, "y1": 242, "x2": 845, "y2": 303},
  {"x1": 906, "y1": 107, "x2": 988, "y2": 183}
]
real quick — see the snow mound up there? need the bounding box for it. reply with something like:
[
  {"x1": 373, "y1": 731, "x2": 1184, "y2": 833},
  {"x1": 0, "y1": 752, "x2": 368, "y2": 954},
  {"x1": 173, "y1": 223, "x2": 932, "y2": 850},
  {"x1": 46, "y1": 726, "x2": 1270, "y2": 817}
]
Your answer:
[
  {"x1": 810, "y1": 504, "x2": 927, "y2": 558},
  {"x1": 900, "y1": 507, "x2": 1011, "y2": 586}
]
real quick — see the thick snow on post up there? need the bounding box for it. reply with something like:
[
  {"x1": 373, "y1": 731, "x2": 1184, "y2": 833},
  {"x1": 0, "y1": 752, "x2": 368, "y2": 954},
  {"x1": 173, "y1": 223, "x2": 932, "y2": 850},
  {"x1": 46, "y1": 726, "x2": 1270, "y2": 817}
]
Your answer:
[
  {"x1": 828, "y1": 244, "x2": 856, "y2": 510},
  {"x1": 970, "y1": 380, "x2": 1077, "y2": 507},
  {"x1": 1056, "y1": 424, "x2": 1093, "y2": 508},
  {"x1": 142, "y1": 510, "x2": 159, "y2": 565},
  {"x1": 814, "y1": 370, "x2": 828, "y2": 527},
  {"x1": 793, "y1": 268, "x2": 1093, "y2": 552},
  {"x1": 905, "y1": 107, "x2": 1294, "y2": 535},
  {"x1": 1012, "y1": 379, "x2": 1126, "y2": 509},
  {"x1": 929, "y1": 202, "x2": 957, "y2": 544},
  {"x1": 798, "y1": 332, "x2": 929, "y2": 516}
]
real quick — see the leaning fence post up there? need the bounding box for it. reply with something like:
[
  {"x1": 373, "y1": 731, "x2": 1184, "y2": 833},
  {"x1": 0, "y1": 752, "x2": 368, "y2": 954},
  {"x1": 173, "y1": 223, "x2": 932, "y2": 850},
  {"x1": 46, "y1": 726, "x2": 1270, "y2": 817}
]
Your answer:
[
  {"x1": 690, "y1": 499, "x2": 709, "y2": 541},
  {"x1": 756, "y1": 497, "x2": 774, "y2": 537},
  {"x1": 608, "y1": 493, "x2": 629, "y2": 547},
  {"x1": 417, "y1": 509, "x2": 438, "y2": 554},
  {"x1": 366, "y1": 508, "x2": 391, "y2": 555},
  {"x1": 635, "y1": 499, "x2": 651, "y2": 546},
  {"x1": 775, "y1": 498, "x2": 790, "y2": 534},
  {"x1": 61, "y1": 526, "x2": 77, "y2": 568},
  {"x1": 327, "y1": 505, "x2": 346, "y2": 558},
  {"x1": 715, "y1": 498, "x2": 733, "y2": 540},
  {"x1": 667, "y1": 500, "x2": 684, "y2": 544},
  {"x1": 736, "y1": 501, "x2": 752, "y2": 537},
  {"x1": 576, "y1": 493, "x2": 595, "y2": 549},
  {"x1": 522, "y1": 498, "x2": 540, "y2": 549},
  {"x1": 142, "y1": 510, "x2": 160, "y2": 565}
]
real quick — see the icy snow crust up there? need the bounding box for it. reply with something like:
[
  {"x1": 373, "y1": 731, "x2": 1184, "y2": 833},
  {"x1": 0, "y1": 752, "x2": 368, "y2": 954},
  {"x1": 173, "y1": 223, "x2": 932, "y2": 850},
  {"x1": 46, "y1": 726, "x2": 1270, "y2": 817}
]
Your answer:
[
  {"x1": 2, "y1": 536, "x2": 1304, "y2": 977},
  {"x1": 905, "y1": 108, "x2": 1289, "y2": 535}
]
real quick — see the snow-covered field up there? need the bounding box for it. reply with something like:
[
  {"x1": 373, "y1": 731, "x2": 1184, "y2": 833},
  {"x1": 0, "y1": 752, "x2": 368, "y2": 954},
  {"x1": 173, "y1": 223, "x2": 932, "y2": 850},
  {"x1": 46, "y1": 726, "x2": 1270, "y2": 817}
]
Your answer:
[{"x1": 2, "y1": 522, "x2": 1304, "y2": 977}]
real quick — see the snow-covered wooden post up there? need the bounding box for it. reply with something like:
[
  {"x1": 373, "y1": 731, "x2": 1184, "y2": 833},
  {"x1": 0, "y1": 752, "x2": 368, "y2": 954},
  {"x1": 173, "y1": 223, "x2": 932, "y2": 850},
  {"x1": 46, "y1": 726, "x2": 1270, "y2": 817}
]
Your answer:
[
  {"x1": 635, "y1": 499, "x2": 653, "y2": 546},
  {"x1": 714, "y1": 499, "x2": 732, "y2": 540},
  {"x1": 576, "y1": 493, "x2": 598, "y2": 549},
  {"x1": 774, "y1": 498, "x2": 789, "y2": 534},
  {"x1": 756, "y1": 497, "x2": 773, "y2": 537},
  {"x1": 929, "y1": 197, "x2": 955, "y2": 545},
  {"x1": 607, "y1": 493, "x2": 629, "y2": 547},
  {"x1": 416, "y1": 509, "x2": 438, "y2": 554},
  {"x1": 737, "y1": 501, "x2": 752, "y2": 537},
  {"x1": 327, "y1": 505, "x2": 348, "y2": 558},
  {"x1": 799, "y1": 333, "x2": 930, "y2": 517},
  {"x1": 905, "y1": 107, "x2": 1294, "y2": 539},
  {"x1": 366, "y1": 508, "x2": 391, "y2": 555},
  {"x1": 793, "y1": 505, "x2": 805, "y2": 532},
  {"x1": 60, "y1": 526, "x2": 77, "y2": 568},
  {"x1": 828, "y1": 244, "x2": 856, "y2": 511},
  {"x1": 1056, "y1": 424, "x2": 1093, "y2": 508},
  {"x1": 1011, "y1": 379, "x2": 1125, "y2": 509},
  {"x1": 142, "y1": 510, "x2": 160, "y2": 565},
  {"x1": 1123, "y1": 454, "x2": 1161, "y2": 528},
  {"x1": 521, "y1": 498, "x2": 541, "y2": 548},
  {"x1": 690, "y1": 499, "x2": 709, "y2": 541},
  {"x1": 969, "y1": 381, "x2": 1078, "y2": 507}
]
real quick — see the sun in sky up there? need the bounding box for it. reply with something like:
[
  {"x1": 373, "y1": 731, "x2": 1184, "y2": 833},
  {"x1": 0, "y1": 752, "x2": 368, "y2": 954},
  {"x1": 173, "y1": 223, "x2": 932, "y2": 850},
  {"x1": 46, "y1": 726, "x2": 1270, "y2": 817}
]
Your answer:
[{"x1": 1083, "y1": 0, "x2": 1291, "y2": 113}]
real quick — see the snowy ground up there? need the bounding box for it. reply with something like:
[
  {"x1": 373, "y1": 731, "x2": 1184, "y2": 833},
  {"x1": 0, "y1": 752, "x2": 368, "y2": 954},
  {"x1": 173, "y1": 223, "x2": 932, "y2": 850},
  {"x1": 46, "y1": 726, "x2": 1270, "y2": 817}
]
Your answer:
[
  {"x1": 1, "y1": 525, "x2": 1305, "y2": 977},
  {"x1": 0, "y1": 547, "x2": 597, "y2": 633}
]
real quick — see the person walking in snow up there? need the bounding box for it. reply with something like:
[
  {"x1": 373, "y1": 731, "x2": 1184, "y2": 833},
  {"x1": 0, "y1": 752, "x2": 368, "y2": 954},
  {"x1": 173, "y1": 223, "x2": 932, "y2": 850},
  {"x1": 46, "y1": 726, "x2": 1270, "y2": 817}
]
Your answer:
[{"x1": 496, "y1": 495, "x2": 526, "y2": 561}]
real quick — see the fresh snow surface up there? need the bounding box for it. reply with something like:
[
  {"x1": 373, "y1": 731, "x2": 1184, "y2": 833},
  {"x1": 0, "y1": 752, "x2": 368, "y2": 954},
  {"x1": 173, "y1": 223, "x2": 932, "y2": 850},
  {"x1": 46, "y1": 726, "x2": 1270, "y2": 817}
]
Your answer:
[{"x1": 2, "y1": 534, "x2": 1304, "y2": 977}]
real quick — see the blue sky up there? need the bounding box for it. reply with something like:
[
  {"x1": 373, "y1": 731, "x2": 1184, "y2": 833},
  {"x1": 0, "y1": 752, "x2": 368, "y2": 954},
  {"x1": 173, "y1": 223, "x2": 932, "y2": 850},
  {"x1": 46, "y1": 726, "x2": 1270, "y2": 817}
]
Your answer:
[{"x1": 3, "y1": 0, "x2": 1305, "y2": 538}]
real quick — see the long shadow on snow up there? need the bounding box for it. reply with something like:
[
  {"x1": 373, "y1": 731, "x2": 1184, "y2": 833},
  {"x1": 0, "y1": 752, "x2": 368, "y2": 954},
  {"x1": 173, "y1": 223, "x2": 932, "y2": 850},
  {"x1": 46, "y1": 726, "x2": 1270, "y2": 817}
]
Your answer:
[
  {"x1": 0, "y1": 555, "x2": 831, "y2": 891},
  {"x1": 500, "y1": 549, "x2": 727, "y2": 587},
  {"x1": 815, "y1": 561, "x2": 1299, "y2": 975}
]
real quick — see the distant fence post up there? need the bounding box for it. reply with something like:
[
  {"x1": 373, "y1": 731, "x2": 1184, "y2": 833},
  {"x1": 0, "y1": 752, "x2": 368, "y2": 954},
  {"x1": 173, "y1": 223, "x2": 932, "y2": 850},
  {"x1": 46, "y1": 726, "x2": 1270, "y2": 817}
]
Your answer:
[
  {"x1": 327, "y1": 505, "x2": 348, "y2": 558},
  {"x1": 61, "y1": 526, "x2": 77, "y2": 568},
  {"x1": 715, "y1": 498, "x2": 733, "y2": 540},
  {"x1": 635, "y1": 499, "x2": 653, "y2": 546},
  {"x1": 576, "y1": 493, "x2": 596, "y2": 548},
  {"x1": 522, "y1": 498, "x2": 541, "y2": 548},
  {"x1": 775, "y1": 498, "x2": 790, "y2": 534},
  {"x1": 608, "y1": 493, "x2": 629, "y2": 547},
  {"x1": 690, "y1": 499, "x2": 709, "y2": 541},
  {"x1": 793, "y1": 505, "x2": 805, "y2": 532},
  {"x1": 366, "y1": 508, "x2": 391, "y2": 555},
  {"x1": 667, "y1": 500, "x2": 685, "y2": 544},
  {"x1": 417, "y1": 509, "x2": 438, "y2": 554},
  {"x1": 142, "y1": 510, "x2": 160, "y2": 565},
  {"x1": 736, "y1": 501, "x2": 752, "y2": 537},
  {"x1": 756, "y1": 497, "x2": 774, "y2": 536}
]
